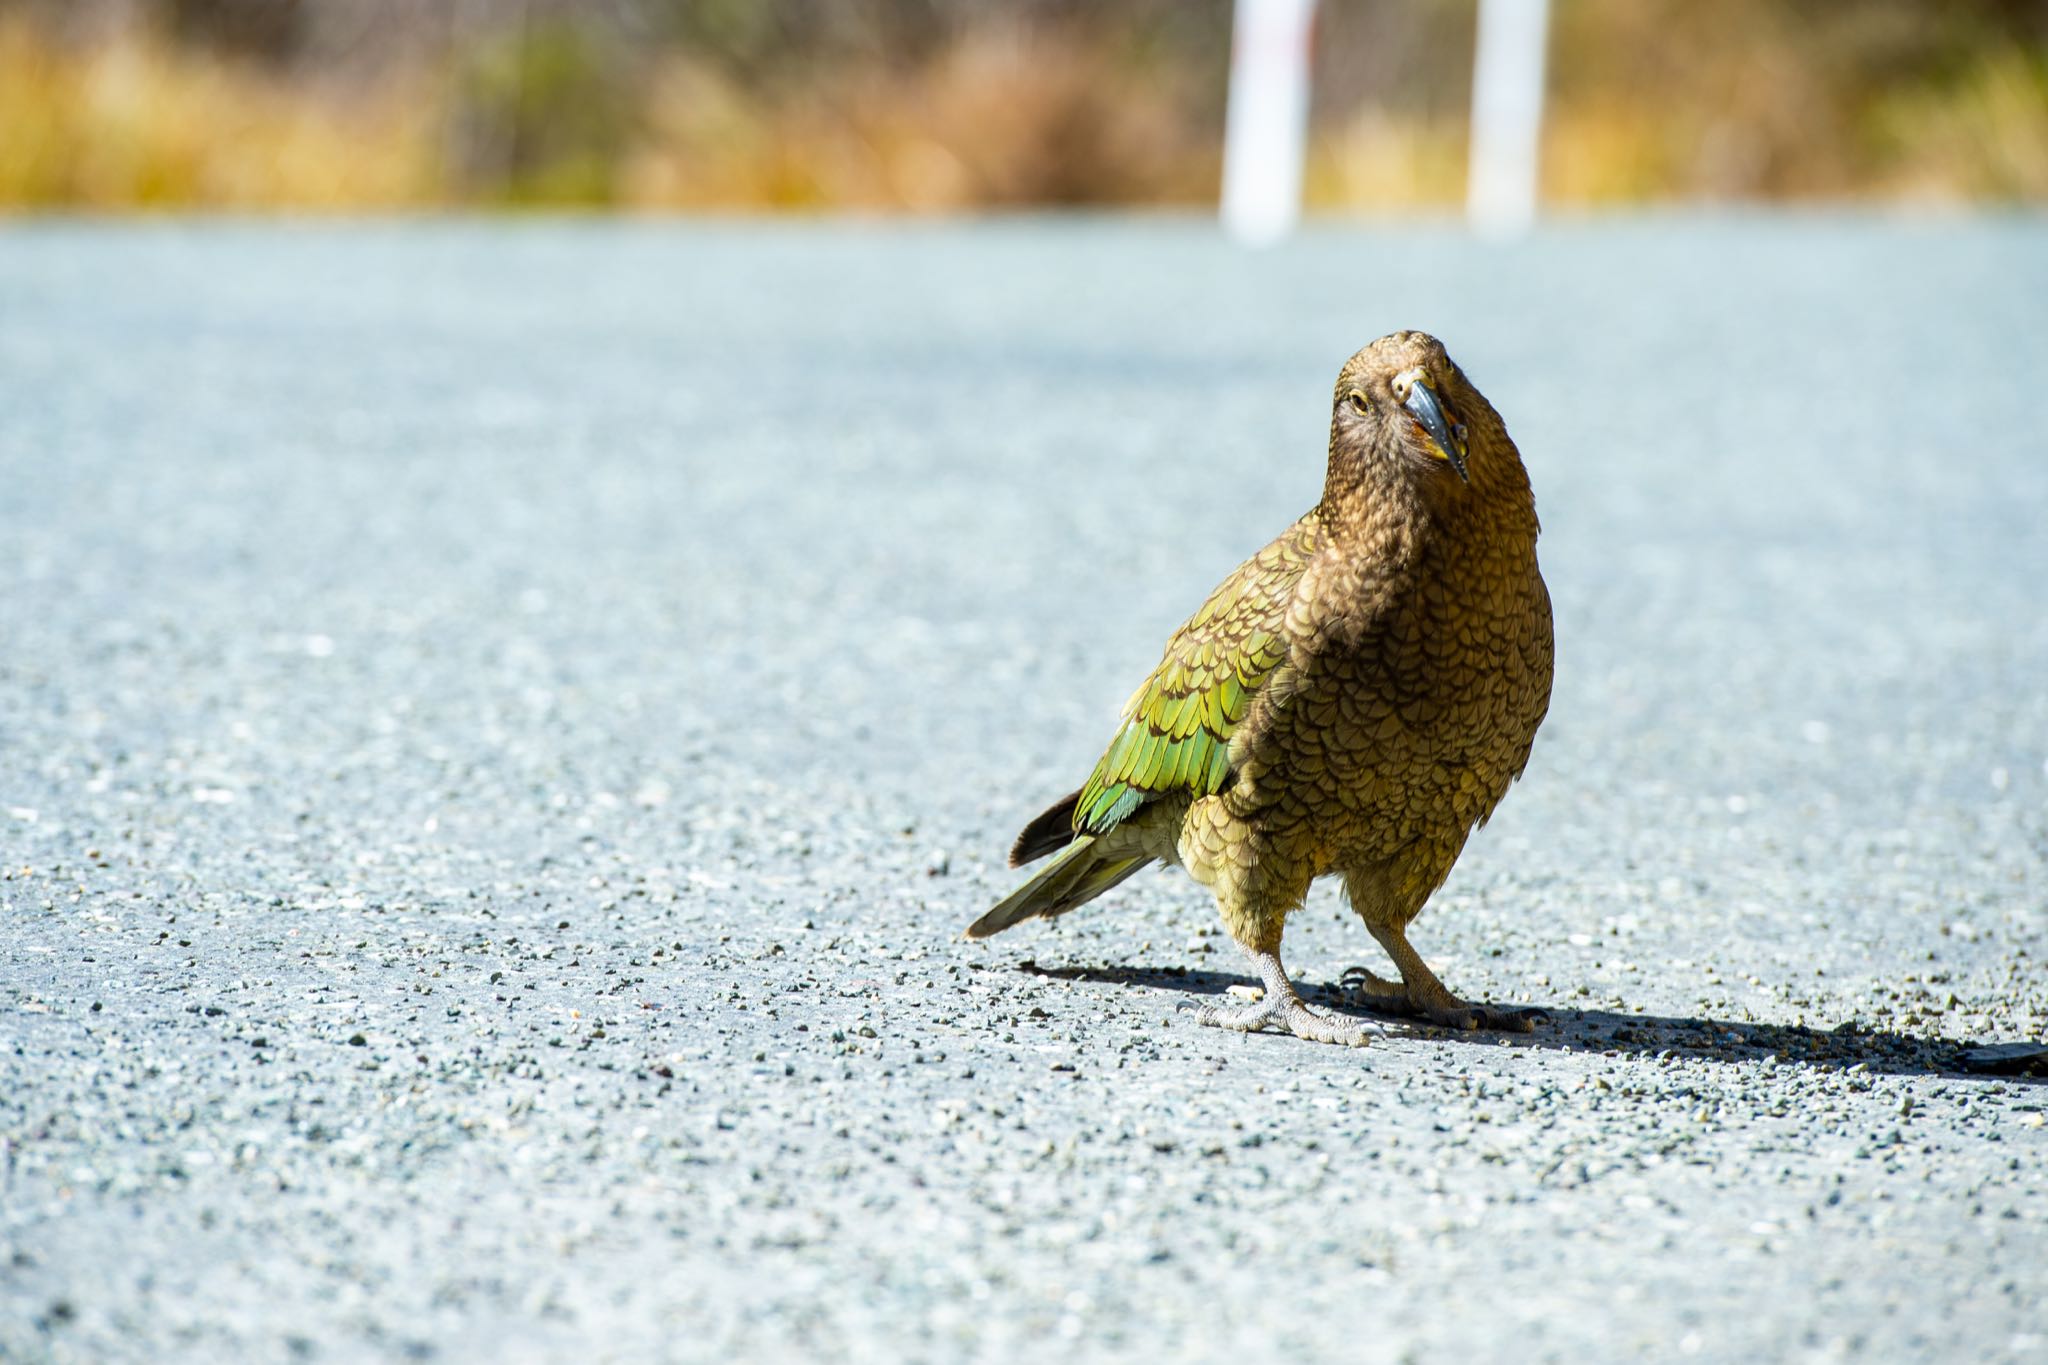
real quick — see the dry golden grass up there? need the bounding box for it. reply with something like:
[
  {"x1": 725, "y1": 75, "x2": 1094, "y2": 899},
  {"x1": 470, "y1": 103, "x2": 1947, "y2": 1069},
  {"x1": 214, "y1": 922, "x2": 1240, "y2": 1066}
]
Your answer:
[
  {"x1": 0, "y1": 15, "x2": 435, "y2": 209},
  {"x1": 1, "y1": 9, "x2": 2042, "y2": 213},
  {"x1": 1306, "y1": 114, "x2": 1466, "y2": 212}
]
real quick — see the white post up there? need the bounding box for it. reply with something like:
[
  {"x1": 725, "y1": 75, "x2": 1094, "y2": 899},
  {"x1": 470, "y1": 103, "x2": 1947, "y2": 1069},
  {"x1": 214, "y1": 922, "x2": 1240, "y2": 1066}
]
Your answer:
[
  {"x1": 1221, "y1": 0, "x2": 1317, "y2": 247},
  {"x1": 1467, "y1": 0, "x2": 1551, "y2": 237}
]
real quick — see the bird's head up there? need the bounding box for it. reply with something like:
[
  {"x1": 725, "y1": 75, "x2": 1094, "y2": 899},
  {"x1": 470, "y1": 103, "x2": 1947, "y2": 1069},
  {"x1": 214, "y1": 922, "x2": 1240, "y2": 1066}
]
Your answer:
[{"x1": 1328, "y1": 331, "x2": 1486, "y2": 492}]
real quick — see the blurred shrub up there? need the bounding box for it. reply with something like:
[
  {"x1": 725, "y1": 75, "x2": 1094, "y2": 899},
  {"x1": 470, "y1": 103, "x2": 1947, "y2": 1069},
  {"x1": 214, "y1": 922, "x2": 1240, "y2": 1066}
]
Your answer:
[
  {"x1": 1869, "y1": 48, "x2": 2048, "y2": 201},
  {"x1": 626, "y1": 22, "x2": 1215, "y2": 210},
  {"x1": 1542, "y1": 0, "x2": 2048, "y2": 204},
  {"x1": 445, "y1": 19, "x2": 631, "y2": 205}
]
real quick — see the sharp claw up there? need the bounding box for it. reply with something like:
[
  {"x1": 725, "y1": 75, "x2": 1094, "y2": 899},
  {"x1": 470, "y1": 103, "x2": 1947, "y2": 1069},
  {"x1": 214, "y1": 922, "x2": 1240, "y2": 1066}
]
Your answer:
[
  {"x1": 1487, "y1": 1006, "x2": 1544, "y2": 1033},
  {"x1": 1187, "y1": 993, "x2": 1376, "y2": 1048},
  {"x1": 1343, "y1": 980, "x2": 1549, "y2": 1034}
]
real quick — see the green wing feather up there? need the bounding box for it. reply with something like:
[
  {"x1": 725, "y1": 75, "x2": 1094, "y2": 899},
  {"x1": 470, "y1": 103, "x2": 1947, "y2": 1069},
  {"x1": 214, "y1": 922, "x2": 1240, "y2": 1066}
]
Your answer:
[{"x1": 1072, "y1": 515, "x2": 1320, "y2": 835}]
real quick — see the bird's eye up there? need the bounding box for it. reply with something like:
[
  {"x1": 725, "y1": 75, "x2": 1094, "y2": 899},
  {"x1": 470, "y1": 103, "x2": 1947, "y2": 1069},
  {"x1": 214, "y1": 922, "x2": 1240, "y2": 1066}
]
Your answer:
[{"x1": 1346, "y1": 392, "x2": 1370, "y2": 415}]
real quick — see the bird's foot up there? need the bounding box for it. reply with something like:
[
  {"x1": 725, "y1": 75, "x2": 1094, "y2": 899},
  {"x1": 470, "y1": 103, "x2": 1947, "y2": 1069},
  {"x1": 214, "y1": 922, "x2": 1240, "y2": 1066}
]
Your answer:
[
  {"x1": 1181, "y1": 989, "x2": 1377, "y2": 1048},
  {"x1": 1338, "y1": 965, "x2": 1546, "y2": 1033}
]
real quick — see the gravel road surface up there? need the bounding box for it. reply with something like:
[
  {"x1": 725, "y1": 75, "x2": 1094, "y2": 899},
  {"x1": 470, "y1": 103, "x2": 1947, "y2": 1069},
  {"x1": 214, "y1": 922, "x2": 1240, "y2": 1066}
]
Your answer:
[{"x1": 3, "y1": 219, "x2": 2045, "y2": 1362}]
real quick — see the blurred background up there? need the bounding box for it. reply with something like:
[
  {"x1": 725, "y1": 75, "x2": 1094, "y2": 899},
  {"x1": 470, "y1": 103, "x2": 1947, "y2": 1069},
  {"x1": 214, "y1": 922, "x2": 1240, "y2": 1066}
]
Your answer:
[{"x1": 2, "y1": 0, "x2": 2044, "y2": 214}]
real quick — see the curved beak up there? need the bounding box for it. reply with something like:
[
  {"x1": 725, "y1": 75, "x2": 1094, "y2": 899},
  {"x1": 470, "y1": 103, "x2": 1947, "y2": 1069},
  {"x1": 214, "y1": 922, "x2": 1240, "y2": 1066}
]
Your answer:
[{"x1": 1402, "y1": 378, "x2": 1469, "y2": 484}]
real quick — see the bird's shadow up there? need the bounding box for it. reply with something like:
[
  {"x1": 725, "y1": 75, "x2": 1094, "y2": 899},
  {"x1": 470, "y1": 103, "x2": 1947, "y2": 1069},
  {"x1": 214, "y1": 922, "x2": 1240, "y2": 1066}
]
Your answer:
[{"x1": 1015, "y1": 959, "x2": 2046, "y2": 1081}]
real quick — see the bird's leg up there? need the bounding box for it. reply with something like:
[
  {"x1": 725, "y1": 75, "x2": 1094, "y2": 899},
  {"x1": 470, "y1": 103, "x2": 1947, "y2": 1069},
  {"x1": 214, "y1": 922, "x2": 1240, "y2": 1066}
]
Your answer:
[
  {"x1": 1342, "y1": 921, "x2": 1545, "y2": 1033},
  {"x1": 1188, "y1": 941, "x2": 1377, "y2": 1047}
]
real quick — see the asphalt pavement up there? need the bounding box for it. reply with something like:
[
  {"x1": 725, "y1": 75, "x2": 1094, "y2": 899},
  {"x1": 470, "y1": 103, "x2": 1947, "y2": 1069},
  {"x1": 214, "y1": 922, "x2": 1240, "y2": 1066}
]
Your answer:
[{"x1": 2, "y1": 218, "x2": 2045, "y2": 1363}]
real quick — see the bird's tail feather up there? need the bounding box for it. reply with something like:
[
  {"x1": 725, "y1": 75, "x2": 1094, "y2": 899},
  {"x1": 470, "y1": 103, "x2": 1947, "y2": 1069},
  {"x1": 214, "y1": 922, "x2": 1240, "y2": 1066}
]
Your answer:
[
  {"x1": 1008, "y1": 789, "x2": 1081, "y2": 867},
  {"x1": 966, "y1": 834, "x2": 1151, "y2": 939}
]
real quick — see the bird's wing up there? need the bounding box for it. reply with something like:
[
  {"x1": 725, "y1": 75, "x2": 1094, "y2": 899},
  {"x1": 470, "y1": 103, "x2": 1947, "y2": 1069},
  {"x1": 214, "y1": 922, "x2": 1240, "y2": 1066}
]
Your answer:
[{"x1": 1072, "y1": 514, "x2": 1321, "y2": 834}]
